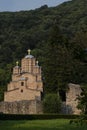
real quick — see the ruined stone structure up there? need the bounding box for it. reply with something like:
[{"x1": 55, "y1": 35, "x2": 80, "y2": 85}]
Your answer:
[
  {"x1": 66, "y1": 83, "x2": 82, "y2": 114},
  {"x1": 0, "y1": 50, "x2": 43, "y2": 114},
  {"x1": 0, "y1": 50, "x2": 82, "y2": 115},
  {"x1": 62, "y1": 83, "x2": 82, "y2": 114}
]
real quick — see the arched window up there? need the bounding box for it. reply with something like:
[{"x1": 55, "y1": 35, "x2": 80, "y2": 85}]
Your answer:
[
  {"x1": 21, "y1": 82, "x2": 24, "y2": 86},
  {"x1": 36, "y1": 75, "x2": 37, "y2": 81}
]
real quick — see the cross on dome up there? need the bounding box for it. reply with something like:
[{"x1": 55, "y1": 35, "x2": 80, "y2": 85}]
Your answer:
[
  {"x1": 28, "y1": 49, "x2": 31, "y2": 55},
  {"x1": 16, "y1": 61, "x2": 19, "y2": 66},
  {"x1": 36, "y1": 60, "x2": 39, "y2": 66},
  {"x1": 25, "y1": 49, "x2": 34, "y2": 58}
]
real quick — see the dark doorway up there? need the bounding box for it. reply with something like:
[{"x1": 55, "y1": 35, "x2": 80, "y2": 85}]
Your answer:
[{"x1": 59, "y1": 90, "x2": 66, "y2": 101}]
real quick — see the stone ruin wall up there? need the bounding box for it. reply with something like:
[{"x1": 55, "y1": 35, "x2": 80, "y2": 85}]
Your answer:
[
  {"x1": 65, "y1": 83, "x2": 82, "y2": 114},
  {"x1": 61, "y1": 83, "x2": 82, "y2": 115},
  {"x1": 0, "y1": 83, "x2": 82, "y2": 115},
  {"x1": 0, "y1": 100, "x2": 43, "y2": 114}
]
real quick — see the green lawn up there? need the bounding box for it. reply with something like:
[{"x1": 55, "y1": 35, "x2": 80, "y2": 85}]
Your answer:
[{"x1": 0, "y1": 119, "x2": 87, "y2": 130}]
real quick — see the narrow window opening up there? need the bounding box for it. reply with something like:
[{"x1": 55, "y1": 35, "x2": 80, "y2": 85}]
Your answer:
[
  {"x1": 21, "y1": 82, "x2": 24, "y2": 86},
  {"x1": 21, "y1": 89, "x2": 23, "y2": 93},
  {"x1": 36, "y1": 75, "x2": 37, "y2": 81}
]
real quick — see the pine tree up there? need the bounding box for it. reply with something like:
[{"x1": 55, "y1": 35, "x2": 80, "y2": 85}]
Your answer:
[{"x1": 43, "y1": 25, "x2": 73, "y2": 93}]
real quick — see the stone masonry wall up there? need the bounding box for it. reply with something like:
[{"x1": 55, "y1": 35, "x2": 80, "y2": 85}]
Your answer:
[
  {"x1": 65, "y1": 83, "x2": 82, "y2": 114},
  {"x1": 0, "y1": 100, "x2": 43, "y2": 114}
]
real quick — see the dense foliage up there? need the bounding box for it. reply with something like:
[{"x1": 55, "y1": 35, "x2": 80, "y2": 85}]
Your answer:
[
  {"x1": 77, "y1": 84, "x2": 87, "y2": 114},
  {"x1": 0, "y1": 0, "x2": 87, "y2": 103},
  {"x1": 0, "y1": 113, "x2": 80, "y2": 120},
  {"x1": 43, "y1": 93, "x2": 61, "y2": 113}
]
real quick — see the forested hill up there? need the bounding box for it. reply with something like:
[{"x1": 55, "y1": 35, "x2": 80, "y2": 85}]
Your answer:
[
  {"x1": 0, "y1": 0, "x2": 87, "y2": 100},
  {"x1": 0, "y1": 0, "x2": 87, "y2": 66}
]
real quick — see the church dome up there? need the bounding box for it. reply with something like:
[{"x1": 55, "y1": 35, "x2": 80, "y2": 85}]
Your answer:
[
  {"x1": 14, "y1": 66, "x2": 20, "y2": 68},
  {"x1": 25, "y1": 49, "x2": 34, "y2": 59},
  {"x1": 25, "y1": 55, "x2": 34, "y2": 59}
]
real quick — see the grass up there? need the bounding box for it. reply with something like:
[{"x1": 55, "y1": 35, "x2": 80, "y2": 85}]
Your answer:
[{"x1": 0, "y1": 119, "x2": 87, "y2": 130}]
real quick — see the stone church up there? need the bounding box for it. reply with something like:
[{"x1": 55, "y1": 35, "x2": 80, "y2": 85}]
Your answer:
[
  {"x1": 4, "y1": 49, "x2": 43, "y2": 102},
  {"x1": 0, "y1": 50, "x2": 82, "y2": 114},
  {"x1": 0, "y1": 50, "x2": 43, "y2": 114}
]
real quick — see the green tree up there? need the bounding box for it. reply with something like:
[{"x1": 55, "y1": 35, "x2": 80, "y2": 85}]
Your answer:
[
  {"x1": 42, "y1": 25, "x2": 73, "y2": 93},
  {"x1": 77, "y1": 84, "x2": 87, "y2": 114},
  {"x1": 43, "y1": 93, "x2": 61, "y2": 113},
  {"x1": 69, "y1": 31, "x2": 87, "y2": 84}
]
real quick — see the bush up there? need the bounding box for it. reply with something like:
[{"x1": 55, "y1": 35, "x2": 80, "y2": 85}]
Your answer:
[
  {"x1": 0, "y1": 113, "x2": 80, "y2": 120},
  {"x1": 43, "y1": 93, "x2": 61, "y2": 113}
]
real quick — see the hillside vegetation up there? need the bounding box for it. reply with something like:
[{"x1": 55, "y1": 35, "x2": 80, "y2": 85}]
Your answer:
[{"x1": 0, "y1": 0, "x2": 87, "y2": 101}]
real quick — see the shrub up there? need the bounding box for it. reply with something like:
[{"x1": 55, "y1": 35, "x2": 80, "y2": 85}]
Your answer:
[
  {"x1": 0, "y1": 113, "x2": 80, "y2": 120},
  {"x1": 43, "y1": 93, "x2": 61, "y2": 113}
]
